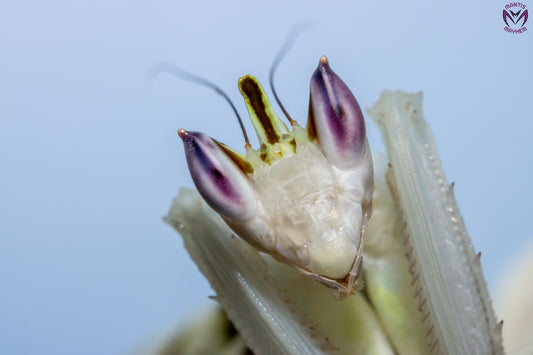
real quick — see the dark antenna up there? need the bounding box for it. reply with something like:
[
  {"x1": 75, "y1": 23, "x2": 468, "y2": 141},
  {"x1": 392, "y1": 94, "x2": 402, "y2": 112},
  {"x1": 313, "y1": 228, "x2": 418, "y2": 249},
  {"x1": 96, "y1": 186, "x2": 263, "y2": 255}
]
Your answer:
[
  {"x1": 149, "y1": 62, "x2": 251, "y2": 148},
  {"x1": 269, "y1": 23, "x2": 314, "y2": 126}
]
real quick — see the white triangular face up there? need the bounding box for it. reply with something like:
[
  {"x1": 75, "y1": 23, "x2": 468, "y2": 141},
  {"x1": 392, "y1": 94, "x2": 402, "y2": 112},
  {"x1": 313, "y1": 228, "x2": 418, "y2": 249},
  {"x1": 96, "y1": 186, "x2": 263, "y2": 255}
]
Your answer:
[{"x1": 178, "y1": 57, "x2": 373, "y2": 297}]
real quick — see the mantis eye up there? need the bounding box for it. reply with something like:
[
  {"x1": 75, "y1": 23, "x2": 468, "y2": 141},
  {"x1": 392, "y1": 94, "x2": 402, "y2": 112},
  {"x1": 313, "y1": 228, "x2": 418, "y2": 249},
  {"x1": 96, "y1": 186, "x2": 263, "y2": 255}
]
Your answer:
[
  {"x1": 178, "y1": 129, "x2": 257, "y2": 221},
  {"x1": 308, "y1": 56, "x2": 367, "y2": 169}
]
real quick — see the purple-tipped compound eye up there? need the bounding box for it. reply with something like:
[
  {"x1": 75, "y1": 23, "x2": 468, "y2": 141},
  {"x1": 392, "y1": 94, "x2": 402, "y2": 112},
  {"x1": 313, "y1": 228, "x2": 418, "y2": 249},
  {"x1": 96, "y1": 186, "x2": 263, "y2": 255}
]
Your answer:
[
  {"x1": 308, "y1": 56, "x2": 366, "y2": 169},
  {"x1": 178, "y1": 129, "x2": 257, "y2": 220}
]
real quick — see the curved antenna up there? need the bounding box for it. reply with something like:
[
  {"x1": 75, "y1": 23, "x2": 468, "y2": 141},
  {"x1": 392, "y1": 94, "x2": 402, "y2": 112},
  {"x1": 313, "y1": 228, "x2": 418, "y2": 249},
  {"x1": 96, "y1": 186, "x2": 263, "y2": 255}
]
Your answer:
[
  {"x1": 149, "y1": 61, "x2": 251, "y2": 148},
  {"x1": 269, "y1": 23, "x2": 314, "y2": 126}
]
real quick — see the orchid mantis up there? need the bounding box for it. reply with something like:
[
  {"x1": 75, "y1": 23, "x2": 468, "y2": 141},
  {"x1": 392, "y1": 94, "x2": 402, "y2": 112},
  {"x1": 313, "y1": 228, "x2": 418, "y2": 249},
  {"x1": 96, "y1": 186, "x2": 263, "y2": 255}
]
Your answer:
[{"x1": 157, "y1": 52, "x2": 505, "y2": 354}]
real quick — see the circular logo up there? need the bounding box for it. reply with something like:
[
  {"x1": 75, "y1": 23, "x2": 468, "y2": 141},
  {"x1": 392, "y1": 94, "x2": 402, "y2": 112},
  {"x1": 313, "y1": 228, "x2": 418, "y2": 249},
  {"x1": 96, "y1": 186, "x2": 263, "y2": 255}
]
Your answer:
[{"x1": 503, "y1": 2, "x2": 528, "y2": 33}]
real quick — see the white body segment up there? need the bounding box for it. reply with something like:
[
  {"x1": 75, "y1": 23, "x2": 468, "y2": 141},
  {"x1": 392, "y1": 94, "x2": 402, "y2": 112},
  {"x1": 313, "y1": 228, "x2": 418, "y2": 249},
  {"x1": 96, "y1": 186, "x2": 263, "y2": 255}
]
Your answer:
[{"x1": 224, "y1": 126, "x2": 373, "y2": 283}]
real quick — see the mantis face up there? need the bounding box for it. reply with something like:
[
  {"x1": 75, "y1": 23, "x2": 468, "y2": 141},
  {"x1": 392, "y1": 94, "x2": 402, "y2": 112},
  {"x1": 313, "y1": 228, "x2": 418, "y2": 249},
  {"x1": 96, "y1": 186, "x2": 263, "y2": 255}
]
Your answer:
[{"x1": 178, "y1": 56, "x2": 373, "y2": 296}]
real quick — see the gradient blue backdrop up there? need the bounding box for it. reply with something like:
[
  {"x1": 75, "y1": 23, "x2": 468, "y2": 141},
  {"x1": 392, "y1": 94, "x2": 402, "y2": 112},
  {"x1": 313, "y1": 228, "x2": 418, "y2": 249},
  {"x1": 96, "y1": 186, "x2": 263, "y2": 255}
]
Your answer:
[{"x1": 1, "y1": 1, "x2": 531, "y2": 354}]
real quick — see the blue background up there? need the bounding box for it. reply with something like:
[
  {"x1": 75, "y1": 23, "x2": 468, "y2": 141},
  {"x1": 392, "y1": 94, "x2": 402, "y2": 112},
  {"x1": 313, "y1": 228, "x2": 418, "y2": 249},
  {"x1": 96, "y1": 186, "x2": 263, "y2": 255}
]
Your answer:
[{"x1": 1, "y1": 1, "x2": 531, "y2": 354}]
